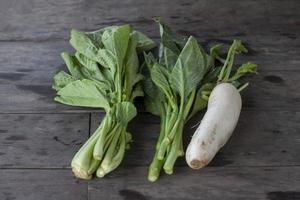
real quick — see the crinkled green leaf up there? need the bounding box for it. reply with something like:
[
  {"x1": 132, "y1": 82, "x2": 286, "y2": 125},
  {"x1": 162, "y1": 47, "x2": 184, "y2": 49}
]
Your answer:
[
  {"x1": 52, "y1": 71, "x2": 77, "y2": 91},
  {"x1": 75, "y1": 52, "x2": 105, "y2": 81},
  {"x1": 55, "y1": 79, "x2": 109, "y2": 109},
  {"x1": 75, "y1": 52, "x2": 99, "y2": 71},
  {"x1": 70, "y1": 29, "x2": 99, "y2": 61},
  {"x1": 61, "y1": 51, "x2": 112, "y2": 87},
  {"x1": 96, "y1": 49, "x2": 117, "y2": 73},
  {"x1": 85, "y1": 26, "x2": 118, "y2": 49}
]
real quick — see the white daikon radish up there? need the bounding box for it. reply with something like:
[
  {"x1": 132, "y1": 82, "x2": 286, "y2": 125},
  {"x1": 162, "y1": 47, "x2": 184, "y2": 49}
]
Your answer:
[
  {"x1": 185, "y1": 39, "x2": 257, "y2": 169},
  {"x1": 186, "y1": 83, "x2": 242, "y2": 169}
]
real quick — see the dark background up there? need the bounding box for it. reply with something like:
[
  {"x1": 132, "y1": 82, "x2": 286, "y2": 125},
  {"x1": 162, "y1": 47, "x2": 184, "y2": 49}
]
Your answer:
[{"x1": 0, "y1": 0, "x2": 299, "y2": 199}]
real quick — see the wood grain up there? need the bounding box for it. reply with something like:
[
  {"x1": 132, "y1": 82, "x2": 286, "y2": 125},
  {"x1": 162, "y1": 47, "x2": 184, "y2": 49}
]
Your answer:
[
  {"x1": 88, "y1": 166, "x2": 300, "y2": 200},
  {"x1": 0, "y1": 114, "x2": 89, "y2": 168},
  {"x1": 0, "y1": 169, "x2": 87, "y2": 200},
  {"x1": 0, "y1": 0, "x2": 299, "y2": 40},
  {"x1": 91, "y1": 110, "x2": 300, "y2": 167}
]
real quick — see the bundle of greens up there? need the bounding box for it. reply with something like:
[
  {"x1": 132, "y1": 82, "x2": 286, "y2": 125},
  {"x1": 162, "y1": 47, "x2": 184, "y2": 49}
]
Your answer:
[
  {"x1": 143, "y1": 19, "x2": 257, "y2": 181},
  {"x1": 53, "y1": 25, "x2": 155, "y2": 179}
]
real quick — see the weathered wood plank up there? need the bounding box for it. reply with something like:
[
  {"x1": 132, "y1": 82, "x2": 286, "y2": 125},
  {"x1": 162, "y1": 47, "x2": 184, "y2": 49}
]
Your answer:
[
  {"x1": 0, "y1": 0, "x2": 299, "y2": 40},
  {"x1": 88, "y1": 166, "x2": 300, "y2": 200},
  {"x1": 0, "y1": 41, "x2": 299, "y2": 112},
  {"x1": 0, "y1": 114, "x2": 89, "y2": 168},
  {"x1": 0, "y1": 169, "x2": 87, "y2": 200},
  {"x1": 91, "y1": 110, "x2": 300, "y2": 167},
  {"x1": 0, "y1": 41, "x2": 82, "y2": 113},
  {"x1": 242, "y1": 71, "x2": 300, "y2": 110}
]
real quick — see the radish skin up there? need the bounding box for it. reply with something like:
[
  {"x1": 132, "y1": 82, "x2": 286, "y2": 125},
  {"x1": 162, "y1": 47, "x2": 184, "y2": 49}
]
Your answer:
[{"x1": 186, "y1": 83, "x2": 242, "y2": 169}]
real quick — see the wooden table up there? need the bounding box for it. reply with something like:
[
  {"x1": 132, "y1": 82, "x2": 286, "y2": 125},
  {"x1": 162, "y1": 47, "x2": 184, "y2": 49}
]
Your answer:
[{"x1": 0, "y1": 0, "x2": 299, "y2": 199}]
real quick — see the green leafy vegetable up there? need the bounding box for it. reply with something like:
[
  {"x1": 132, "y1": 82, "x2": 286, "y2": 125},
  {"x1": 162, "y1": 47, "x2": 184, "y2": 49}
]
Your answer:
[
  {"x1": 144, "y1": 20, "x2": 257, "y2": 181},
  {"x1": 53, "y1": 25, "x2": 155, "y2": 179},
  {"x1": 170, "y1": 36, "x2": 207, "y2": 98},
  {"x1": 55, "y1": 79, "x2": 109, "y2": 109}
]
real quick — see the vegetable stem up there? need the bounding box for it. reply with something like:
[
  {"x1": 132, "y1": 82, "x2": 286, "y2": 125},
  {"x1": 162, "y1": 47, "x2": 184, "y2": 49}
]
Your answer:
[
  {"x1": 163, "y1": 120, "x2": 184, "y2": 174},
  {"x1": 93, "y1": 116, "x2": 110, "y2": 160},
  {"x1": 238, "y1": 82, "x2": 249, "y2": 92}
]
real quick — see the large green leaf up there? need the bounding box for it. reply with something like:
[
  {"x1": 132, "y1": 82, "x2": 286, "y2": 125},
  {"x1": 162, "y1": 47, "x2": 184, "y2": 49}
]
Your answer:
[
  {"x1": 55, "y1": 79, "x2": 109, "y2": 110},
  {"x1": 102, "y1": 25, "x2": 130, "y2": 69},
  {"x1": 170, "y1": 36, "x2": 207, "y2": 98}
]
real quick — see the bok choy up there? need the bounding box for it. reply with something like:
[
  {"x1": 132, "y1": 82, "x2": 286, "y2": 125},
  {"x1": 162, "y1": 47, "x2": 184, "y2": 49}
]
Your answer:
[{"x1": 53, "y1": 25, "x2": 155, "y2": 179}]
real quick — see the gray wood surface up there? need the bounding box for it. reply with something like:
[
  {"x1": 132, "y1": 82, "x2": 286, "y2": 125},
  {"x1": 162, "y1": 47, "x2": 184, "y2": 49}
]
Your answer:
[
  {"x1": 0, "y1": 0, "x2": 299, "y2": 199},
  {"x1": 0, "y1": 169, "x2": 87, "y2": 200},
  {"x1": 0, "y1": 0, "x2": 299, "y2": 40},
  {"x1": 89, "y1": 166, "x2": 300, "y2": 200},
  {"x1": 0, "y1": 114, "x2": 89, "y2": 168}
]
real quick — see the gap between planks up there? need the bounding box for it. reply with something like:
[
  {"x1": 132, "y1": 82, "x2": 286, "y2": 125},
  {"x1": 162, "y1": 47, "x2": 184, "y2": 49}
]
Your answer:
[
  {"x1": 1, "y1": 106, "x2": 300, "y2": 115},
  {"x1": 1, "y1": 165, "x2": 300, "y2": 171}
]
